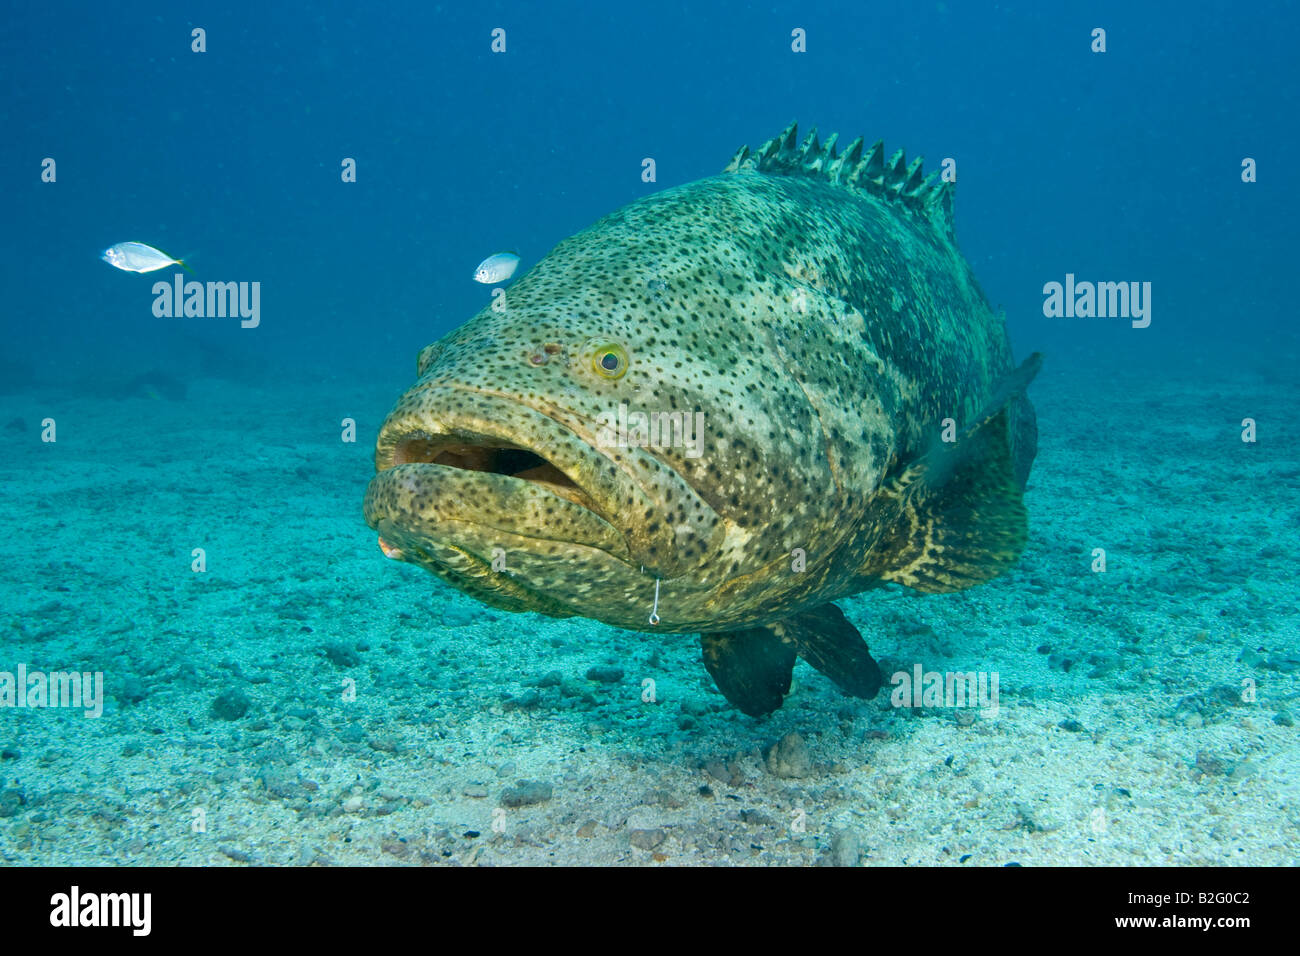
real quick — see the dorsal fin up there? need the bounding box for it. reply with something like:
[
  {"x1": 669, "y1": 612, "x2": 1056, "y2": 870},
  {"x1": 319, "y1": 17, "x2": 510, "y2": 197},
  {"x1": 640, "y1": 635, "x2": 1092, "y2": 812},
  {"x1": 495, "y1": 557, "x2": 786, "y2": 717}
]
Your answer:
[{"x1": 723, "y1": 121, "x2": 955, "y2": 240}]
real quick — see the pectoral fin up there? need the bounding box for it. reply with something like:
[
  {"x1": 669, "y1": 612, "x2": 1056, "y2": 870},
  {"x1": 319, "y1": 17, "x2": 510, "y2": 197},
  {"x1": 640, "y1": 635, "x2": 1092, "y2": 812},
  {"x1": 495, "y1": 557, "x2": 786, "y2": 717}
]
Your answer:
[
  {"x1": 778, "y1": 603, "x2": 884, "y2": 699},
  {"x1": 700, "y1": 628, "x2": 796, "y2": 717},
  {"x1": 700, "y1": 603, "x2": 882, "y2": 716},
  {"x1": 867, "y1": 353, "x2": 1042, "y2": 594}
]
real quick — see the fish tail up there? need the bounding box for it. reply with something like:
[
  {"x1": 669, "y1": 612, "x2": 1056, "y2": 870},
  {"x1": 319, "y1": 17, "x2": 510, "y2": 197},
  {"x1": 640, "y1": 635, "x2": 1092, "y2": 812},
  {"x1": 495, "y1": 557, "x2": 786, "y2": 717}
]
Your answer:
[{"x1": 161, "y1": 247, "x2": 197, "y2": 275}]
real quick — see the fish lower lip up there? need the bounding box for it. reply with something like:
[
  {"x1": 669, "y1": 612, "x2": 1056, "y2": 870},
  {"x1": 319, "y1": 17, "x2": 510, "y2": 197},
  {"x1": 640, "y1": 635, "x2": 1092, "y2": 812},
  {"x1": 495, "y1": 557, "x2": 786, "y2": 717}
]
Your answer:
[{"x1": 363, "y1": 460, "x2": 628, "y2": 559}]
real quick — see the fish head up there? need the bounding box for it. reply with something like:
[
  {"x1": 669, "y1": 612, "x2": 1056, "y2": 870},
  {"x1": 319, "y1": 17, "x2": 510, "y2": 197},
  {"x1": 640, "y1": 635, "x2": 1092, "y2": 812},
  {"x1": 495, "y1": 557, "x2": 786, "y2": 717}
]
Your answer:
[
  {"x1": 365, "y1": 199, "x2": 830, "y2": 628},
  {"x1": 473, "y1": 253, "x2": 520, "y2": 285},
  {"x1": 365, "y1": 180, "x2": 860, "y2": 630},
  {"x1": 101, "y1": 246, "x2": 125, "y2": 268}
]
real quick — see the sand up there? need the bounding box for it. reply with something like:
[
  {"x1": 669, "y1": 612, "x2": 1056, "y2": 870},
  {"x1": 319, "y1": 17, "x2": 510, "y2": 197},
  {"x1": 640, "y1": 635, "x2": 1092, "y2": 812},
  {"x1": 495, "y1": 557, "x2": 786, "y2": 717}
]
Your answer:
[{"x1": 0, "y1": 360, "x2": 1295, "y2": 866}]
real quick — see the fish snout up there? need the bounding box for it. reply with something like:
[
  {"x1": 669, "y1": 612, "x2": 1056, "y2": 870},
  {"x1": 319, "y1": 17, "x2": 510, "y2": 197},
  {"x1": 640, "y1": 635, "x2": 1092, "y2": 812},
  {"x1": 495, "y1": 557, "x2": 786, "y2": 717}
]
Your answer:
[{"x1": 369, "y1": 385, "x2": 723, "y2": 579}]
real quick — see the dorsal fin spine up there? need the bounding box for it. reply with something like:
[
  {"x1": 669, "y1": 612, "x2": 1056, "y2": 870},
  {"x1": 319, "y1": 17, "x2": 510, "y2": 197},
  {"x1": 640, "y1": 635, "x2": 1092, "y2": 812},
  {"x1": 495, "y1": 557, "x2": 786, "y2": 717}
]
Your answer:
[
  {"x1": 798, "y1": 129, "x2": 820, "y2": 161},
  {"x1": 810, "y1": 132, "x2": 838, "y2": 173},
  {"x1": 903, "y1": 157, "x2": 926, "y2": 193},
  {"x1": 724, "y1": 122, "x2": 956, "y2": 240},
  {"x1": 885, "y1": 150, "x2": 908, "y2": 194},
  {"x1": 863, "y1": 140, "x2": 885, "y2": 179}
]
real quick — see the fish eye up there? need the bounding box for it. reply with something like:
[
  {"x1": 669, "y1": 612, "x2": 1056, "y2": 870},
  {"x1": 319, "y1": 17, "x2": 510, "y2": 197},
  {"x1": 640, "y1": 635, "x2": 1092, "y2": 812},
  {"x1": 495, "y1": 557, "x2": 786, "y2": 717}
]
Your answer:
[{"x1": 589, "y1": 341, "x2": 629, "y2": 380}]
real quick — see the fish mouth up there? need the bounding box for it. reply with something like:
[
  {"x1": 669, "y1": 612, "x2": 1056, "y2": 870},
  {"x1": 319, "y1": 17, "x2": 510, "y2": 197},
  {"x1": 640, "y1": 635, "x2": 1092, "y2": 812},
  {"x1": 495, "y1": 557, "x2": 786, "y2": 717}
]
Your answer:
[
  {"x1": 364, "y1": 383, "x2": 724, "y2": 581},
  {"x1": 390, "y1": 436, "x2": 601, "y2": 515},
  {"x1": 376, "y1": 428, "x2": 617, "y2": 535},
  {"x1": 364, "y1": 388, "x2": 630, "y2": 567}
]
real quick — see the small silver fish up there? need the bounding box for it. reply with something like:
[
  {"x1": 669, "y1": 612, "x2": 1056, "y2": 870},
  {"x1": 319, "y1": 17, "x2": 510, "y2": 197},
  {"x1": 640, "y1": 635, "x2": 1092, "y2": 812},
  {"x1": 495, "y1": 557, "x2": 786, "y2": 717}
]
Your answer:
[
  {"x1": 102, "y1": 242, "x2": 190, "y2": 274},
  {"x1": 473, "y1": 252, "x2": 520, "y2": 284}
]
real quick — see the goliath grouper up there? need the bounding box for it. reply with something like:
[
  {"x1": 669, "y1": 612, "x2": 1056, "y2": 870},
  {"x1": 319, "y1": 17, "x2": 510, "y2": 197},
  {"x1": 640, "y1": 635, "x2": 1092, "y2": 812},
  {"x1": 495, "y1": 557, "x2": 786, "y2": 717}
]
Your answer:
[{"x1": 364, "y1": 122, "x2": 1040, "y2": 716}]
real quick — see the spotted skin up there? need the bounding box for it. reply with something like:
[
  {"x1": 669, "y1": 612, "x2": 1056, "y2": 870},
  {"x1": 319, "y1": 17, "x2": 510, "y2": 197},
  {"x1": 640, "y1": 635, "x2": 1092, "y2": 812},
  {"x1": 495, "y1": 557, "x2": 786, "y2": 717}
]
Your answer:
[{"x1": 364, "y1": 122, "x2": 1037, "y2": 662}]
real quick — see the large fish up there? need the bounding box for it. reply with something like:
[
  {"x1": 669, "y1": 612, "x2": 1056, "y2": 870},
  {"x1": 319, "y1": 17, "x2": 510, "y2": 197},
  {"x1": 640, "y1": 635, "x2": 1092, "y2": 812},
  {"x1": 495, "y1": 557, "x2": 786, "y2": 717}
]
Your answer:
[{"x1": 364, "y1": 122, "x2": 1040, "y2": 716}]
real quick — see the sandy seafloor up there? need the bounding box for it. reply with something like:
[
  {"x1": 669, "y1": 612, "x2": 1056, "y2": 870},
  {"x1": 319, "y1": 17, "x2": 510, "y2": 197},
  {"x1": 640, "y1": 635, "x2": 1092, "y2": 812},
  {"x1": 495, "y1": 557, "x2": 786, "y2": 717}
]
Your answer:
[{"x1": 0, "y1": 357, "x2": 1296, "y2": 867}]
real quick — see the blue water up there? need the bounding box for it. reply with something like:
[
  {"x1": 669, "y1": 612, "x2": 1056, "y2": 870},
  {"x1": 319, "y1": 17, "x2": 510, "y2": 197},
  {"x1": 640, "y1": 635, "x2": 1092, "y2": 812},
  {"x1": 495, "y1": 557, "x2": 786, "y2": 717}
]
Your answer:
[{"x1": 1, "y1": 1, "x2": 1296, "y2": 866}]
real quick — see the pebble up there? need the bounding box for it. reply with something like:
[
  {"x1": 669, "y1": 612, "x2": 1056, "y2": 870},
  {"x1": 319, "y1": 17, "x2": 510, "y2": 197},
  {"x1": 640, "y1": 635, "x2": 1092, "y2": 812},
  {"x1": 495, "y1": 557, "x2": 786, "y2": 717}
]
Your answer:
[
  {"x1": 441, "y1": 605, "x2": 477, "y2": 627},
  {"x1": 0, "y1": 789, "x2": 25, "y2": 817},
  {"x1": 1229, "y1": 760, "x2": 1259, "y2": 783},
  {"x1": 322, "y1": 643, "x2": 361, "y2": 667},
  {"x1": 119, "y1": 676, "x2": 149, "y2": 705},
  {"x1": 1194, "y1": 751, "x2": 1234, "y2": 777},
  {"x1": 1274, "y1": 710, "x2": 1293, "y2": 727},
  {"x1": 1264, "y1": 655, "x2": 1300, "y2": 674},
  {"x1": 502, "y1": 690, "x2": 541, "y2": 712},
  {"x1": 500, "y1": 780, "x2": 553, "y2": 807},
  {"x1": 704, "y1": 759, "x2": 743, "y2": 786},
  {"x1": 338, "y1": 723, "x2": 365, "y2": 743},
  {"x1": 1237, "y1": 645, "x2": 1265, "y2": 667},
  {"x1": 641, "y1": 788, "x2": 684, "y2": 809},
  {"x1": 1209, "y1": 684, "x2": 1244, "y2": 706},
  {"x1": 262, "y1": 770, "x2": 306, "y2": 800},
  {"x1": 219, "y1": 846, "x2": 255, "y2": 863},
  {"x1": 1086, "y1": 654, "x2": 1121, "y2": 679},
  {"x1": 585, "y1": 666, "x2": 624, "y2": 684},
  {"x1": 629, "y1": 828, "x2": 666, "y2": 850},
  {"x1": 559, "y1": 679, "x2": 597, "y2": 704},
  {"x1": 1012, "y1": 803, "x2": 1059, "y2": 833},
  {"x1": 211, "y1": 689, "x2": 250, "y2": 721},
  {"x1": 829, "y1": 828, "x2": 861, "y2": 867},
  {"x1": 764, "y1": 732, "x2": 811, "y2": 779}
]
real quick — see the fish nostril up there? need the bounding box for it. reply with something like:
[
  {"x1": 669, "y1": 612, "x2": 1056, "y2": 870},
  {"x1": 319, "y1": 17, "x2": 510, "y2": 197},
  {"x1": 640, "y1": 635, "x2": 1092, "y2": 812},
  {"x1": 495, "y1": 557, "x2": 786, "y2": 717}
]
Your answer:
[{"x1": 530, "y1": 343, "x2": 564, "y2": 365}]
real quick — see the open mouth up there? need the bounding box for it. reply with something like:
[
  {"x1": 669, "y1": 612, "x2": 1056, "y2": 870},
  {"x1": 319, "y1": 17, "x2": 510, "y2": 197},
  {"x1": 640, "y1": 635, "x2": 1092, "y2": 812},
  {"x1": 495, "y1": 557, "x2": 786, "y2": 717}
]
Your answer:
[
  {"x1": 367, "y1": 388, "x2": 717, "y2": 580},
  {"x1": 385, "y1": 430, "x2": 605, "y2": 518}
]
